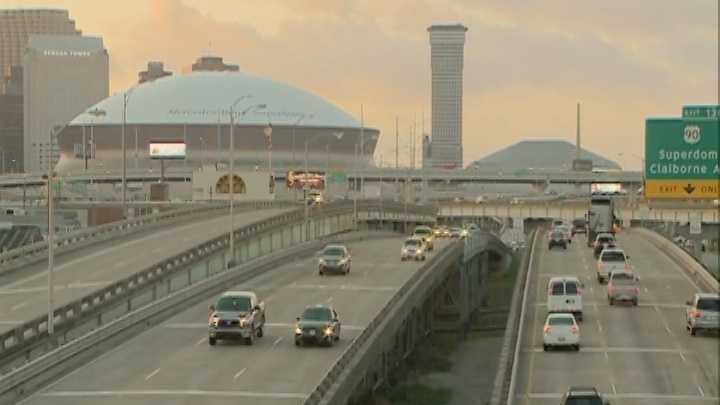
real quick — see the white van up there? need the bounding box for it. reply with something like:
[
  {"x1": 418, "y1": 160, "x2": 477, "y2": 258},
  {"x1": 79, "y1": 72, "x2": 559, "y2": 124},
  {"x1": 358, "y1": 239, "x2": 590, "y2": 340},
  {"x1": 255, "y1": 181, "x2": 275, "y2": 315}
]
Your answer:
[{"x1": 547, "y1": 276, "x2": 584, "y2": 321}]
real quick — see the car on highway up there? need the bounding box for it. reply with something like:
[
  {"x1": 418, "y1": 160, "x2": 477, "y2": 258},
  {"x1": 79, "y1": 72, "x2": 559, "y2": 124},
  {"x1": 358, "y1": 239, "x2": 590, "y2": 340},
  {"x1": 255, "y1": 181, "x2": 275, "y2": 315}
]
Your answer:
[
  {"x1": 413, "y1": 225, "x2": 435, "y2": 250},
  {"x1": 560, "y1": 387, "x2": 610, "y2": 405},
  {"x1": 318, "y1": 244, "x2": 352, "y2": 276},
  {"x1": 554, "y1": 224, "x2": 572, "y2": 244},
  {"x1": 552, "y1": 219, "x2": 565, "y2": 227},
  {"x1": 593, "y1": 233, "x2": 616, "y2": 259},
  {"x1": 548, "y1": 230, "x2": 567, "y2": 250},
  {"x1": 208, "y1": 291, "x2": 266, "y2": 346},
  {"x1": 448, "y1": 227, "x2": 463, "y2": 238},
  {"x1": 543, "y1": 313, "x2": 580, "y2": 351},
  {"x1": 596, "y1": 248, "x2": 630, "y2": 284},
  {"x1": 571, "y1": 218, "x2": 587, "y2": 236},
  {"x1": 607, "y1": 270, "x2": 640, "y2": 306},
  {"x1": 685, "y1": 293, "x2": 720, "y2": 336},
  {"x1": 401, "y1": 236, "x2": 427, "y2": 261},
  {"x1": 547, "y1": 276, "x2": 583, "y2": 321},
  {"x1": 294, "y1": 304, "x2": 341, "y2": 347}
]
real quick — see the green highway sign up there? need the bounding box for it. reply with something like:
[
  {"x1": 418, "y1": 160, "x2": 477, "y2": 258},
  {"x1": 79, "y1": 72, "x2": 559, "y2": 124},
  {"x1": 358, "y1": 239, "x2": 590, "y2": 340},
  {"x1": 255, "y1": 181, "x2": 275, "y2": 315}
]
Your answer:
[{"x1": 645, "y1": 105, "x2": 719, "y2": 199}]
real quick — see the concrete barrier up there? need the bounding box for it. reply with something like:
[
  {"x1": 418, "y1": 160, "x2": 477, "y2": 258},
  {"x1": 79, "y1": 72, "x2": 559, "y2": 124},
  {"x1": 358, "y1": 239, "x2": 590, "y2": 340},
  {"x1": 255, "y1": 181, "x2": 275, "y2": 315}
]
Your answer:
[{"x1": 631, "y1": 228, "x2": 719, "y2": 293}]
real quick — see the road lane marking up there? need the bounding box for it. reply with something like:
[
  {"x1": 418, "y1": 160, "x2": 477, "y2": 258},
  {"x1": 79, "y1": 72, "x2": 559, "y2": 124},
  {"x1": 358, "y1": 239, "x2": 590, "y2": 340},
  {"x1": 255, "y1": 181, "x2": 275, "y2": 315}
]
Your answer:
[
  {"x1": 698, "y1": 385, "x2": 705, "y2": 397},
  {"x1": 289, "y1": 284, "x2": 396, "y2": 292},
  {"x1": 664, "y1": 325, "x2": 672, "y2": 335},
  {"x1": 10, "y1": 301, "x2": 26, "y2": 311},
  {"x1": 327, "y1": 296, "x2": 333, "y2": 303},
  {"x1": 144, "y1": 368, "x2": 160, "y2": 381},
  {"x1": 523, "y1": 347, "x2": 690, "y2": 354},
  {"x1": 194, "y1": 337, "x2": 206, "y2": 346},
  {"x1": 233, "y1": 368, "x2": 247, "y2": 380},
  {"x1": 604, "y1": 351, "x2": 609, "y2": 361},
  {"x1": 272, "y1": 337, "x2": 283, "y2": 348},
  {"x1": 611, "y1": 384, "x2": 617, "y2": 395},
  {"x1": 163, "y1": 322, "x2": 364, "y2": 331},
  {"x1": 518, "y1": 393, "x2": 719, "y2": 401},
  {"x1": 679, "y1": 351, "x2": 687, "y2": 363},
  {"x1": 596, "y1": 319, "x2": 603, "y2": 333},
  {"x1": 41, "y1": 390, "x2": 307, "y2": 399}
]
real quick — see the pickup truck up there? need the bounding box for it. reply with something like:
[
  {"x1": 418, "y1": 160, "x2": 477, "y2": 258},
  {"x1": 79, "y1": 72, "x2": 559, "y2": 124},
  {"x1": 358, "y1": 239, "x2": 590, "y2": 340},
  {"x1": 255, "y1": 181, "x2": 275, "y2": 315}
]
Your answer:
[
  {"x1": 596, "y1": 248, "x2": 631, "y2": 284},
  {"x1": 208, "y1": 291, "x2": 266, "y2": 346}
]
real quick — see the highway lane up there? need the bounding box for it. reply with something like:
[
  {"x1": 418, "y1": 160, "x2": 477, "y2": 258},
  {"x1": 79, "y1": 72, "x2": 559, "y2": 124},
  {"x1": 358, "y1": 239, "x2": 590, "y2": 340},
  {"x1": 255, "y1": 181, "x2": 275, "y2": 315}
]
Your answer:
[
  {"x1": 0, "y1": 208, "x2": 293, "y2": 334},
  {"x1": 515, "y1": 230, "x2": 720, "y2": 404},
  {"x1": 20, "y1": 235, "x2": 453, "y2": 405}
]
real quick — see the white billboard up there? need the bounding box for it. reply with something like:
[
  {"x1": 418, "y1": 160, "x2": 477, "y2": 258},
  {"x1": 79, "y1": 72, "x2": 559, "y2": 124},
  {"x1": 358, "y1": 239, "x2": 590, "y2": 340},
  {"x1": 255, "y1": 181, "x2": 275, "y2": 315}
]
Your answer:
[{"x1": 149, "y1": 141, "x2": 186, "y2": 160}]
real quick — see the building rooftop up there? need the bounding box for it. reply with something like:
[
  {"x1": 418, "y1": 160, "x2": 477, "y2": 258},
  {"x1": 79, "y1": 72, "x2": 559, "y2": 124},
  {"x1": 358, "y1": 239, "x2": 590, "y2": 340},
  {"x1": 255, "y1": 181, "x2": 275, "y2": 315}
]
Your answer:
[{"x1": 70, "y1": 71, "x2": 365, "y2": 128}]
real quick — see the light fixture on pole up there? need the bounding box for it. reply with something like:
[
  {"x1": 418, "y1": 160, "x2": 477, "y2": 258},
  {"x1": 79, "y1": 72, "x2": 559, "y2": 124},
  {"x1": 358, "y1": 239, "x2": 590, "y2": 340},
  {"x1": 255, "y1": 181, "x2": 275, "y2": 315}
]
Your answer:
[
  {"x1": 227, "y1": 98, "x2": 266, "y2": 268},
  {"x1": 303, "y1": 131, "x2": 344, "y2": 235},
  {"x1": 86, "y1": 108, "x2": 106, "y2": 172},
  {"x1": 121, "y1": 88, "x2": 135, "y2": 219},
  {"x1": 264, "y1": 122, "x2": 273, "y2": 193}
]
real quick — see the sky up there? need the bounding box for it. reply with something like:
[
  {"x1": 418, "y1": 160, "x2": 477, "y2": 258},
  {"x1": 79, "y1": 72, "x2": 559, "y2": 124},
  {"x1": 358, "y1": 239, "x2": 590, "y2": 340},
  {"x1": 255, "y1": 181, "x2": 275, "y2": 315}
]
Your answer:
[{"x1": 5, "y1": 0, "x2": 718, "y2": 170}]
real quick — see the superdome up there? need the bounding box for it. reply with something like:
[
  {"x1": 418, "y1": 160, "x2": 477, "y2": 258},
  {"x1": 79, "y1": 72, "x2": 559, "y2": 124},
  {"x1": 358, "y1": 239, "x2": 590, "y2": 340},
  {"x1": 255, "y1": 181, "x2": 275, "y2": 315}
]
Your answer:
[
  {"x1": 70, "y1": 71, "x2": 362, "y2": 128},
  {"x1": 57, "y1": 71, "x2": 379, "y2": 174}
]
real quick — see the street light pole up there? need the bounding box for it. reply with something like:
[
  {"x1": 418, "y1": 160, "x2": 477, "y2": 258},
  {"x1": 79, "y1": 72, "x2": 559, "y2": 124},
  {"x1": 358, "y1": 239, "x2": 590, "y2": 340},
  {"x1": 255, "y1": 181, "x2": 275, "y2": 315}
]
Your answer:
[
  {"x1": 47, "y1": 129, "x2": 55, "y2": 335},
  {"x1": 121, "y1": 92, "x2": 128, "y2": 218}
]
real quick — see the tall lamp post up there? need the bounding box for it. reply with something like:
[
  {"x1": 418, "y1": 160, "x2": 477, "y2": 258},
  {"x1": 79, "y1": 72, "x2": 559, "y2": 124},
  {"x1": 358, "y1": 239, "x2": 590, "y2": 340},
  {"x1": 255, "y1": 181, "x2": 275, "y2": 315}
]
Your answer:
[
  {"x1": 121, "y1": 89, "x2": 135, "y2": 218},
  {"x1": 46, "y1": 121, "x2": 71, "y2": 335},
  {"x1": 227, "y1": 98, "x2": 266, "y2": 267},
  {"x1": 264, "y1": 122, "x2": 273, "y2": 193},
  {"x1": 304, "y1": 131, "x2": 344, "y2": 234},
  {"x1": 85, "y1": 108, "x2": 106, "y2": 172}
]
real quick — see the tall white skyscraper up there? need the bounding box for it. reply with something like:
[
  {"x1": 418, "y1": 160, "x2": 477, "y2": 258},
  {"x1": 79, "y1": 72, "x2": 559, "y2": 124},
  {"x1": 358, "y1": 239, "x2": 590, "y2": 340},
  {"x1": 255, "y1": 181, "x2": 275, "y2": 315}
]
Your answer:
[{"x1": 427, "y1": 23, "x2": 467, "y2": 169}]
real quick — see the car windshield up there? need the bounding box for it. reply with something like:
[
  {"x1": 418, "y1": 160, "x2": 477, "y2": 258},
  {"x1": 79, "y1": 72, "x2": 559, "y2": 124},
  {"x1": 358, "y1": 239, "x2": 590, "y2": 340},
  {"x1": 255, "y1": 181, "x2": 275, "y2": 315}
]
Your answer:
[
  {"x1": 216, "y1": 296, "x2": 251, "y2": 312},
  {"x1": 323, "y1": 247, "x2": 346, "y2": 257},
  {"x1": 697, "y1": 298, "x2": 720, "y2": 311},
  {"x1": 302, "y1": 307, "x2": 332, "y2": 321},
  {"x1": 565, "y1": 398, "x2": 603, "y2": 405},
  {"x1": 548, "y1": 316, "x2": 574, "y2": 325},
  {"x1": 414, "y1": 228, "x2": 431, "y2": 236},
  {"x1": 601, "y1": 252, "x2": 626, "y2": 262},
  {"x1": 405, "y1": 239, "x2": 422, "y2": 247},
  {"x1": 598, "y1": 237, "x2": 614, "y2": 244}
]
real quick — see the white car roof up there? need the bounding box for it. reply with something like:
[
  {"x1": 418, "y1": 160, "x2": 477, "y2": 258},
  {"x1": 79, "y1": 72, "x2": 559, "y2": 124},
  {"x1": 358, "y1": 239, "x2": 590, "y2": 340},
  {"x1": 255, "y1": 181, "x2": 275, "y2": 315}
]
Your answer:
[
  {"x1": 600, "y1": 247, "x2": 625, "y2": 254},
  {"x1": 221, "y1": 291, "x2": 256, "y2": 299},
  {"x1": 547, "y1": 276, "x2": 581, "y2": 285},
  {"x1": 696, "y1": 293, "x2": 720, "y2": 299}
]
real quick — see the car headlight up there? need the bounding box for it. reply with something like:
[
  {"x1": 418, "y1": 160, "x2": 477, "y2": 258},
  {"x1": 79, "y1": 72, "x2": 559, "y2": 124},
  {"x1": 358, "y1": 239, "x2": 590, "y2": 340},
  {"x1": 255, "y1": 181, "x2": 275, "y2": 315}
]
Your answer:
[
  {"x1": 239, "y1": 318, "x2": 247, "y2": 328},
  {"x1": 318, "y1": 258, "x2": 326, "y2": 265},
  {"x1": 295, "y1": 325, "x2": 302, "y2": 334},
  {"x1": 402, "y1": 248, "x2": 408, "y2": 253},
  {"x1": 417, "y1": 249, "x2": 423, "y2": 254},
  {"x1": 210, "y1": 317, "x2": 219, "y2": 327},
  {"x1": 324, "y1": 326, "x2": 334, "y2": 335}
]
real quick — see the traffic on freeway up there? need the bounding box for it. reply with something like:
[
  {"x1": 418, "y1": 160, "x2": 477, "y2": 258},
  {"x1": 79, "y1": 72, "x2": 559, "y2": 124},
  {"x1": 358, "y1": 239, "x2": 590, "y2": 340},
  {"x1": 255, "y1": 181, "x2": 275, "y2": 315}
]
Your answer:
[
  {"x1": 18, "y1": 235, "x2": 449, "y2": 405},
  {"x1": 515, "y1": 221, "x2": 719, "y2": 405}
]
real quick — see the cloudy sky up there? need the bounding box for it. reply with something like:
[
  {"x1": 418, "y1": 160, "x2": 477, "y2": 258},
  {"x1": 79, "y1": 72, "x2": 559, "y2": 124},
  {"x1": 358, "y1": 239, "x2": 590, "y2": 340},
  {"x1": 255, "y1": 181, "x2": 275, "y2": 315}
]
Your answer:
[{"x1": 8, "y1": 0, "x2": 719, "y2": 169}]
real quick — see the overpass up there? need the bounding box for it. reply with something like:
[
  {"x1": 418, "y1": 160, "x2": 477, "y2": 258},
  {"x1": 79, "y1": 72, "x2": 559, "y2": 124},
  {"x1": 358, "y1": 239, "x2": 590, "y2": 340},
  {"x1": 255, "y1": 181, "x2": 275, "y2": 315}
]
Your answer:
[{"x1": 0, "y1": 167, "x2": 643, "y2": 190}]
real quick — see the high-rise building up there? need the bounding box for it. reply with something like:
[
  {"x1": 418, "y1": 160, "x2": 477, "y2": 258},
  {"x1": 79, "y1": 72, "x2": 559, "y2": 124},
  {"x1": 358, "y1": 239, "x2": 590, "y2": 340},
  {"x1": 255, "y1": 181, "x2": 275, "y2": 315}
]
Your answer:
[
  {"x1": 427, "y1": 23, "x2": 467, "y2": 169},
  {"x1": 23, "y1": 35, "x2": 108, "y2": 173},
  {"x1": 190, "y1": 56, "x2": 239, "y2": 72},
  {"x1": 0, "y1": 8, "x2": 80, "y2": 91},
  {"x1": 139, "y1": 61, "x2": 172, "y2": 84}
]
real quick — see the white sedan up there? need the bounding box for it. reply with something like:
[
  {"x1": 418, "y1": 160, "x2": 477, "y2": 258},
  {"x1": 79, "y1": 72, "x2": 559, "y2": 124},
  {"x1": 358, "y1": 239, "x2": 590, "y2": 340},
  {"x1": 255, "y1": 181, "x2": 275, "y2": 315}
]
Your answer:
[{"x1": 543, "y1": 313, "x2": 580, "y2": 351}]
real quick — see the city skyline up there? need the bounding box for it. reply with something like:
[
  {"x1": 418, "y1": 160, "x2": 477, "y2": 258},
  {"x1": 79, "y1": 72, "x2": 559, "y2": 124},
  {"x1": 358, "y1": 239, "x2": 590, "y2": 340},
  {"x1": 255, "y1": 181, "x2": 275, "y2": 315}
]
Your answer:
[{"x1": 5, "y1": 0, "x2": 718, "y2": 171}]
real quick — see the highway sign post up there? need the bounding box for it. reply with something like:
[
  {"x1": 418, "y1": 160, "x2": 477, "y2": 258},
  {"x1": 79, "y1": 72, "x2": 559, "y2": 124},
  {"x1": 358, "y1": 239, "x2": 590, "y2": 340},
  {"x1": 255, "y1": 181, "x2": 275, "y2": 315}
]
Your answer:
[{"x1": 645, "y1": 105, "x2": 719, "y2": 199}]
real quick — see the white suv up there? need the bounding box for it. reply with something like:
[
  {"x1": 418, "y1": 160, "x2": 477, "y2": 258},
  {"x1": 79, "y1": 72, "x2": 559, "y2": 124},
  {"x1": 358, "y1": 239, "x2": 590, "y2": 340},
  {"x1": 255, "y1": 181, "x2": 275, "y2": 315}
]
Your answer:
[
  {"x1": 413, "y1": 226, "x2": 435, "y2": 250},
  {"x1": 543, "y1": 313, "x2": 580, "y2": 351}
]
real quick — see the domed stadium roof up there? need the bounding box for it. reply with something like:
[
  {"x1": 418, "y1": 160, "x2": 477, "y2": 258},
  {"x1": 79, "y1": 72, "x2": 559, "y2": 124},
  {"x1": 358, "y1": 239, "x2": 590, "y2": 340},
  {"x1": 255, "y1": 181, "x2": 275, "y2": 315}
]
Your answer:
[{"x1": 70, "y1": 71, "x2": 361, "y2": 128}]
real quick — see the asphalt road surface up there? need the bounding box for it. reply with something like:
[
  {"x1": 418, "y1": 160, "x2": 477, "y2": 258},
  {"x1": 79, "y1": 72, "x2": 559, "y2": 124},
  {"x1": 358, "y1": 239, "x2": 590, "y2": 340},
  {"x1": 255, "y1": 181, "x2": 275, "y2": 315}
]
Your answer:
[{"x1": 515, "y1": 231, "x2": 719, "y2": 404}]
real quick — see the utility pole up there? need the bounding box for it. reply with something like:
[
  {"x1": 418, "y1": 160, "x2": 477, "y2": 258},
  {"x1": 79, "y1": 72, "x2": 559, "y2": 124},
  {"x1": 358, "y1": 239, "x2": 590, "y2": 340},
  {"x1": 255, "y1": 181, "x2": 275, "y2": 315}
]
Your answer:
[
  {"x1": 360, "y1": 104, "x2": 365, "y2": 198},
  {"x1": 395, "y1": 116, "x2": 399, "y2": 197}
]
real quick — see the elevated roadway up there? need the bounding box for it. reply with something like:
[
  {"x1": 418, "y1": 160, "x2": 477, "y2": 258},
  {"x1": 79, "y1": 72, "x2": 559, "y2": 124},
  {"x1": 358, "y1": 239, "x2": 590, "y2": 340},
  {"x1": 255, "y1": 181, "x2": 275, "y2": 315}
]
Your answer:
[
  {"x1": 0, "y1": 208, "x2": 293, "y2": 335},
  {"x1": 514, "y1": 231, "x2": 719, "y2": 404},
  {"x1": 19, "y1": 235, "x2": 452, "y2": 405}
]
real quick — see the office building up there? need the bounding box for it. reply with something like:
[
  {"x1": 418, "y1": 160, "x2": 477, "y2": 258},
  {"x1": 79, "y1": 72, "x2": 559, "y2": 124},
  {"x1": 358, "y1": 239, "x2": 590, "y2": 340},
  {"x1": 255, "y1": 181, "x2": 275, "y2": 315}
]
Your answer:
[
  {"x1": 427, "y1": 23, "x2": 467, "y2": 169},
  {"x1": 23, "y1": 34, "x2": 108, "y2": 173},
  {"x1": 0, "y1": 8, "x2": 80, "y2": 92},
  {"x1": 139, "y1": 61, "x2": 172, "y2": 84}
]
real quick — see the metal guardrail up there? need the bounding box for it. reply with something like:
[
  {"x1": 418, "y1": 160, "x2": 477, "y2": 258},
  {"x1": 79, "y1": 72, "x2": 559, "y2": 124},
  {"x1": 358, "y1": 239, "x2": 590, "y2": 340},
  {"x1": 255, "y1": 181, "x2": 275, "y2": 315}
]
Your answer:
[
  {"x1": 0, "y1": 229, "x2": 386, "y2": 405},
  {"x1": 0, "y1": 200, "x2": 436, "y2": 375},
  {"x1": 631, "y1": 228, "x2": 719, "y2": 293},
  {"x1": 490, "y1": 229, "x2": 539, "y2": 405},
  {"x1": 0, "y1": 201, "x2": 295, "y2": 276},
  {"x1": 304, "y1": 240, "x2": 464, "y2": 405}
]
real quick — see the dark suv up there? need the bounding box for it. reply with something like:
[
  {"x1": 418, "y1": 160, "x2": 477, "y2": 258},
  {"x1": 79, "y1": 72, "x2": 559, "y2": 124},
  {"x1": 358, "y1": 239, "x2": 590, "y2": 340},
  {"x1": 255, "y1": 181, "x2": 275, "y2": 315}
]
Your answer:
[
  {"x1": 561, "y1": 387, "x2": 609, "y2": 405},
  {"x1": 571, "y1": 218, "x2": 587, "y2": 236},
  {"x1": 548, "y1": 230, "x2": 567, "y2": 250}
]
